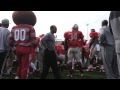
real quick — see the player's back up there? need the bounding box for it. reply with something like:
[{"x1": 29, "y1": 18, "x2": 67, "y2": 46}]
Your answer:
[
  {"x1": 66, "y1": 30, "x2": 83, "y2": 47},
  {"x1": 11, "y1": 24, "x2": 36, "y2": 46},
  {"x1": 89, "y1": 32, "x2": 99, "y2": 39}
]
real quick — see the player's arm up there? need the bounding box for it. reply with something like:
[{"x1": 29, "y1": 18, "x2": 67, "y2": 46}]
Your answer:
[
  {"x1": 30, "y1": 27, "x2": 37, "y2": 47},
  {"x1": 64, "y1": 39, "x2": 68, "y2": 63},
  {"x1": 64, "y1": 32, "x2": 69, "y2": 63},
  {"x1": 64, "y1": 32, "x2": 68, "y2": 52},
  {"x1": 81, "y1": 32, "x2": 84, "y2": 39},
  {"x1": 78, "y1": 31, "x2": 84, "y2": 42},
  {"x1": 64, "y1": 39, "x2": 68, "y2": 51}
]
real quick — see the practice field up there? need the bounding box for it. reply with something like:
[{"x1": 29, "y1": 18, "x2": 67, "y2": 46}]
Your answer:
[{"x1": 2, "y1": 70, "x2": 106, "y2": 79}]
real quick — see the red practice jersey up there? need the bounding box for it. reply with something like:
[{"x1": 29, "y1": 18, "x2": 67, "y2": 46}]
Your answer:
[
  {"x1": 64, "y1": 31, "x2": 71, "y2": 40},
  {"x1": 64, "y1": 30, "x2": 84, "y2": 48},
  {"x1": 8, "y1": 25, "x2": 37, "y2": 47},
  {"x1": 89, "y1": 32, "x2": 99, "y2": 39},
  {"x1": 55, "y1": 44, "x2": 64, "y2": 55}
]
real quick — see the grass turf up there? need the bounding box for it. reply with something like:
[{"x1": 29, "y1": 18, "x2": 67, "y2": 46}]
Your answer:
[{"x1": 2, "y1": 70, "x2": 106, "y2": 79}]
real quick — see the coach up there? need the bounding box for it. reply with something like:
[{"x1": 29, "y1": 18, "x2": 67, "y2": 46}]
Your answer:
[{"x1": 41, "y1": 25, "x2": 61, "y2": 79}]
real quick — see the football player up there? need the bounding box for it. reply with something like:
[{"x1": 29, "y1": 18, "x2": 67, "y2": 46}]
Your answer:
[{"x1": 64, "y1": 24, "x2": 84, "y2": 77}]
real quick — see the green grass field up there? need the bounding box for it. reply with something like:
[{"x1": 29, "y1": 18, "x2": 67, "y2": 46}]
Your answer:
[
  {"x1": 2, "y1": 70, "x2": 106, "y2": 79},
  {"x1": 46, "y1": 71, "x2": 106, "y2": 79}
]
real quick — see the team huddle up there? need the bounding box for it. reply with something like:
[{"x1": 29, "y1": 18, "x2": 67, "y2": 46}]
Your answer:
[{"x1": 0, "y1": 11, "x2": 120, "y2": 79}]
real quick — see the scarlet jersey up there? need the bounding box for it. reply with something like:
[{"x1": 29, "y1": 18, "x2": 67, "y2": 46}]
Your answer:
[
  {"x1": 64, "y1": 31, "x2": 71, "y2": 40},
  {"x1": 89, "y1": 32, "x2": 99, "y2": 39},
  {"x1": 55, "y1": 44, "x2": 64, "y2": 55},
  {"x1": 64, "y1": 31, "x2": 83, "y2": 47},
  {"x1": 8, "y1": 25, "x2": 36, "y2": 47}
]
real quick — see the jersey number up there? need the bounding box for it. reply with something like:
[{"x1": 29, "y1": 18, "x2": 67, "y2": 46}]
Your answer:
[
  {"x1": 70, "y1": 33, "x2": 77, "y2": 41},
  {"x1": 14, "y1": 29, "x2": 26, "y2": 41}
]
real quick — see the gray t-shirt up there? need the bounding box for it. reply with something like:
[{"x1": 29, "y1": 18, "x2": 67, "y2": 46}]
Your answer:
[
  {"x1": 41, "y1": 32, "x2": 55, "y2": 51},
  {"x1": 0, "y1": 27, "x2": 10, "y2": 52},
  {"x1": 99, "y1": 26, "x2": 115, "y2": 46}
]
